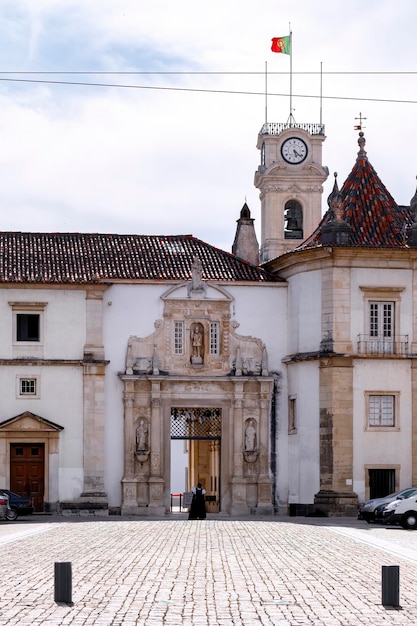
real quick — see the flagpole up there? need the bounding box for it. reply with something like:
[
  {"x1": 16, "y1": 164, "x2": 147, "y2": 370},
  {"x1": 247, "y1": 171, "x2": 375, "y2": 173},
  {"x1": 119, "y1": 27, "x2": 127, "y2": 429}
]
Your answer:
[
  {"x1": 289, "y1": 27, "x2": 293, "y2": 124},
  {"x1": 265, "y1": 61, "x2": 268, "y2": 124},
  {"x1": 320, "y1": 61, "x2": 323, "y2": 126}
]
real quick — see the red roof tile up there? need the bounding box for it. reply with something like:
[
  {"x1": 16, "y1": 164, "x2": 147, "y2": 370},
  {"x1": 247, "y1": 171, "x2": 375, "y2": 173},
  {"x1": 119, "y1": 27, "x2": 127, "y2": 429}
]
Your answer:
[
  {"x1": 297, "y1": 133, "x2": 413, "y2": 251},
  {"x1": 0, "y1": 232, "x2": 277, "y2": 284}
]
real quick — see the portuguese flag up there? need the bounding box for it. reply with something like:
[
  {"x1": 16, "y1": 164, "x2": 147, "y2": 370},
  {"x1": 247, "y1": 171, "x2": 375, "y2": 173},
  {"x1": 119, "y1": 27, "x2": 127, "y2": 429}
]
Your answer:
[{"x1": 271, "y1": 36, "x2": 291, "y2": 54}]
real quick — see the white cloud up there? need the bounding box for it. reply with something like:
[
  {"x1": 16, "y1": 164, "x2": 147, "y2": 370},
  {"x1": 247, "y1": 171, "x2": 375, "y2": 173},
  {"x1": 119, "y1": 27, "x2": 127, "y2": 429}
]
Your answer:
[{"x1": 0, "y1": 0, "x2": 415, "y2": 251}]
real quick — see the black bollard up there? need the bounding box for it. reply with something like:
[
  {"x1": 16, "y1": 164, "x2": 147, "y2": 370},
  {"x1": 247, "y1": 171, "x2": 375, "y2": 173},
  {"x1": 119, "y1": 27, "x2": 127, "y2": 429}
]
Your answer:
[
  {"x1": 54, "y1": 562, "x2": 72, "y2": 604},
  {"x1": 382, "y1": 565, "x2": 400, "y2": 607}
]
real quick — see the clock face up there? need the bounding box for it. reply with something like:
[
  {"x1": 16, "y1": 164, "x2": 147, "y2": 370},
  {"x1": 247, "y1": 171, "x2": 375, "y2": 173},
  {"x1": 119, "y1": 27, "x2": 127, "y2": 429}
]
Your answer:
[{"x1": 281, "y1": 137, "x2": 308, "y2": 164}]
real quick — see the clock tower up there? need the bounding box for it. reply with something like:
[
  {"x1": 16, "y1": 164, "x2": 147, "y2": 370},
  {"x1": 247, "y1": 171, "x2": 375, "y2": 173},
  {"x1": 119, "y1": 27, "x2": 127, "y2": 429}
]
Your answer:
[{"x1": 254, "y1": 122, "x2": 329, "y2": 262}]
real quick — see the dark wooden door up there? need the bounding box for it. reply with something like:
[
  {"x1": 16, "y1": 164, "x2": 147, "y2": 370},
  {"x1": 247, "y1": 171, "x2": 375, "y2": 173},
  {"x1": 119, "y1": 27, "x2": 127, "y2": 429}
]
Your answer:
[{"x1": 10, "y1": 444, "x2": 45, "y2": 512}]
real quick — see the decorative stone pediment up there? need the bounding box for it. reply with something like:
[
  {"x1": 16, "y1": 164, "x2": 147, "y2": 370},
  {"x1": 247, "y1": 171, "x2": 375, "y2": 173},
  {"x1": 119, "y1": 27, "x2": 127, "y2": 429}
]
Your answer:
[
  {"x1": 0, "y1": 411, "x2": 64, "y2": 432},
  {"x1": 162, "y1": 281, "x2": 232, "y2": 302}
]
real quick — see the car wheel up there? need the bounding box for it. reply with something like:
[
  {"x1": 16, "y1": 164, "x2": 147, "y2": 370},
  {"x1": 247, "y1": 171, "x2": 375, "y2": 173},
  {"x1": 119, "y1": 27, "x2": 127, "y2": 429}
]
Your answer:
[
  {"x1": 6, "y1": 508, "x2": 17, "y2": 521},
  {"x1": 400, "y1": 511, "x2": 417, "y2": 530}
]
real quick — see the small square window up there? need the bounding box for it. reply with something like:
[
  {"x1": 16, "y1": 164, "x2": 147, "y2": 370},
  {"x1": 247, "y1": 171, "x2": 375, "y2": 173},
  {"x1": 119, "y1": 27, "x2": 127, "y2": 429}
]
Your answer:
[
  {"x1": 16, "y1": 375, "x2": 40, "y2": 399},
  {"x1": 20, "y1": 379, "x2": 36, "y2": 395},
  {"x1": 369, "y1": 395, "x2": 395, "y2": 427},
  {"x1": 17, "y1": 314, "x2": 40, "y2": 342}
]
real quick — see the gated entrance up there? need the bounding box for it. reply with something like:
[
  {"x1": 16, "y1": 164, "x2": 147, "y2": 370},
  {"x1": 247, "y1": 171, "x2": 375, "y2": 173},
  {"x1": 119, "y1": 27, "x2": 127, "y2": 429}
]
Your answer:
[{"x1": 171, "y1": 407, "x2": 221, "y2": 512}]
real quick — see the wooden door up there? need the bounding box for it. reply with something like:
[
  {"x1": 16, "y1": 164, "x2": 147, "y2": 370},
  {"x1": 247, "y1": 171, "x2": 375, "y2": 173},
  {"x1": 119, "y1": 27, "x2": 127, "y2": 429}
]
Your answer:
[{"x1": 10, "y1": 444, "x2": 45, "y2": 512}]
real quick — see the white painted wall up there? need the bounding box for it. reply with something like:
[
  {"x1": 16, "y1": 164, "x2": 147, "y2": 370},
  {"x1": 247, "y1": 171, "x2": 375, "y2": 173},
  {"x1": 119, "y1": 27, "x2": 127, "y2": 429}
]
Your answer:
[
  {"x1": 286, "y1": 361, "x2": 320, "y2": 504},
  {"x1": 287, "y1": 270, "x2": 322, "y2": 355},
  {"x1": 0, "y1": 288, "x2": 86, "y2": 359},
  {"x1": 353, "y1": 359, "x2": 412, "y2": 502}
]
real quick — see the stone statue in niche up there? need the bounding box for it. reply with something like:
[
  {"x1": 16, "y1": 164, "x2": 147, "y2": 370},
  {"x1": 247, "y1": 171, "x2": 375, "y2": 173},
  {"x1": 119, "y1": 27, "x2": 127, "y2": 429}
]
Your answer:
[
  {"x1": 244, "y1": 418, "x2": 257, "y2": 452},
  {"x1": 136, "y1": 418, "x2": 149, "y2": 451},
  {"x1": 190, "y1": 322, "x2": 204, "y2": 364}
]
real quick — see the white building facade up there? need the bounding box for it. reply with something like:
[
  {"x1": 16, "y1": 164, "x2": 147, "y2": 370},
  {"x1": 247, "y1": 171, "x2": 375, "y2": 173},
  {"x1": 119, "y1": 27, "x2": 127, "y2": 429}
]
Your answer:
[{"x1": 0, "y1": 122, "x2": 416, "y2": 516}]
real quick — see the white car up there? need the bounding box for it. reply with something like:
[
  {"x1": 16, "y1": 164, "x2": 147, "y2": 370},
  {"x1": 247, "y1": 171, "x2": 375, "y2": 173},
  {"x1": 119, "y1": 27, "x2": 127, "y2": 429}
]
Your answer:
[{"x1": 382, "y1": 494, "x2": 417, "y2": 529}]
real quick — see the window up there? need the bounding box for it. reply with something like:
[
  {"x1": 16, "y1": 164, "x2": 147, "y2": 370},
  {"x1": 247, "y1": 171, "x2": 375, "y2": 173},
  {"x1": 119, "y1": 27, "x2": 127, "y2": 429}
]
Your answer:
[
  {"x1": 369, "y1": 395, "x2": 395, "y2": 427},
  {"x1": 9, "y1": 301, "x2": 47, "y2": 350},
  {"x1": 17, "y1": 314, "x2": 40, "y2": 342},
  {"x1": 210, "y1": 322, "x2": 220, "y2": 355},
  {"x1": 369, "y1": 301, "x2": 394, "y2": 352},
  {"x1": 174, "y1": 321, "x2": 184, "y2": 355},
  {"x1": 20, "y1": 378, "x2": 36, "y2": 395},
  {"x1": 288, "y1": 396, "x2": 297, "y2": 433},
  {"x1": 16, "y1": 375, "x2": 40, "y2": 398}
]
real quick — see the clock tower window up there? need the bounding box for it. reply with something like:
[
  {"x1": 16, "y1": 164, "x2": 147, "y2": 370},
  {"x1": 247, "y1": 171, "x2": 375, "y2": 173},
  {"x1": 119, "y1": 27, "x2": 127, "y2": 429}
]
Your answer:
[{"x1": 284, "y1": 200, "x2": 303, "y2": 239}]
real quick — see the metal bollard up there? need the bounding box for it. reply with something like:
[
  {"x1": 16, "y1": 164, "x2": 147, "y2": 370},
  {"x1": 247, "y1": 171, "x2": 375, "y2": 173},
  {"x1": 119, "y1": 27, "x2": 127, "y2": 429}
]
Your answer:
[
  {"x1": 382, "y1": 565, "x2": 400, "y2": 607},
  {"x1": 54, "y1": 562, "x2": 72, "y2": 604}
]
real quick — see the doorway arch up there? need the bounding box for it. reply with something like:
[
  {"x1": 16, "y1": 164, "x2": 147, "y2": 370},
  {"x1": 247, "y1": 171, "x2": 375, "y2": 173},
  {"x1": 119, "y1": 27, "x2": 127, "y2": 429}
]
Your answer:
[{"x1": 171, "y1": 407, "x2": 221, "y2": 512}]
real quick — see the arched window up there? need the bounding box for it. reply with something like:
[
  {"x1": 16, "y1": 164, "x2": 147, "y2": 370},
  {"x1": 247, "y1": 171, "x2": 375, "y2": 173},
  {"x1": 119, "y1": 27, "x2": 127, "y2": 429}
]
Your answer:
[{"x1": 284, "y1": 200, "x2": 303, "y2": 239}]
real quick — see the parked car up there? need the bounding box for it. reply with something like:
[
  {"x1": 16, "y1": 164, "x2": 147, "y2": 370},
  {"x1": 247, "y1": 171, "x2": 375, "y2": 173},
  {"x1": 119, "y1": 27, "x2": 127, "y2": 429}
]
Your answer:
[
  {"x1": 382, "y1": 494, "x2": 417, "y2": 529},
  {"x1": 0, "y1": 493, "x2": 16, "y2": 521},
  {"x1": 358, "y1": 487, "x2": 417, "y2": 523},
  {"x1": 0, "y1": 490, "x2": 34, "y2": 517}
]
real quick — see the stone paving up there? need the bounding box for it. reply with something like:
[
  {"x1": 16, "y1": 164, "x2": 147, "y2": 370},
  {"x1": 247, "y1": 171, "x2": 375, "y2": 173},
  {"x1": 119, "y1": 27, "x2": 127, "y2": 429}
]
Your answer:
[{"x1": 1, "y1": 513, "x2": 417, "y2": 625}]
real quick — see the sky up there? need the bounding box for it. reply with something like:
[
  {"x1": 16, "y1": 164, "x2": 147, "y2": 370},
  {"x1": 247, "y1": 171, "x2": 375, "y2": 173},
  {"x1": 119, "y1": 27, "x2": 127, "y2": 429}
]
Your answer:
[{"x1": 0, "y1": 0, "x2": 416, "y2": 253}]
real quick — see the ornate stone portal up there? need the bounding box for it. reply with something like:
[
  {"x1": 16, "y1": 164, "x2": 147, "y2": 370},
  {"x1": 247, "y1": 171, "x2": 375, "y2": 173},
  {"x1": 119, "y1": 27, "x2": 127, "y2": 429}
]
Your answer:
[{"x1": 119, "y1": 264, "x2": 275, "y2": 516}]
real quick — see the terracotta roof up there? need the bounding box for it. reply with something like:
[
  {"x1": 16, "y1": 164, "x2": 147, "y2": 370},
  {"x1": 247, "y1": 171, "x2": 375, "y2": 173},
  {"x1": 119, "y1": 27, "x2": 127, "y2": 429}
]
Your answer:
[
  {"x1": 297, "y1": 133, "x2": 414, "y2": 251},
  {"x1": 0, "y1": 232, "x2": 277, "y2": 284}
]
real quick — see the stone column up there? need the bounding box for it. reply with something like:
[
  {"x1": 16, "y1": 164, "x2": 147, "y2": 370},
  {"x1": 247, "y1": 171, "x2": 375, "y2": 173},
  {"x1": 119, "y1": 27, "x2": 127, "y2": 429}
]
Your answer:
[
  {"x1": 80, "y1": 286, "x2": 108, "y2": 512},
  {"x1": 231, "y1": 381, "x2": 247, "y2": 515},
  {"x1": 81, "y1": 361, "x2": 108, "y2": 512},
  {"x1": 256, "y1": 381, "x2": 273, "y2": 514},
  {"x1": 148, "y1": 381, "x2": 164, "y2": 515},
  {"x1": 121, "y1": 387, "x2": 138, "y2": 513},
  {"x1": 315, "y1": 355, "x2": 358, "y2": 515}
]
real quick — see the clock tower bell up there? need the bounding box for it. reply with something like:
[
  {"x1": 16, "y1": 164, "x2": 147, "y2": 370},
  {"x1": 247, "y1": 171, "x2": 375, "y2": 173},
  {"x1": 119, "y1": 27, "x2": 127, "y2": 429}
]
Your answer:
[{"x1": 254, "y1": 122, "x2": 329, "y2": 262}]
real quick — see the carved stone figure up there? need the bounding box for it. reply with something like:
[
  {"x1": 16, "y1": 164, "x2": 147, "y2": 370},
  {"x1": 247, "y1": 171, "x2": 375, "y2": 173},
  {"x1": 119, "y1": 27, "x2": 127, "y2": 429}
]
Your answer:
[
  {"x1": 136, "y1": 419, "x2": 149, "y2": 451},
  {"x1": 244, "y1": 419, "x2": 257, "y2": 452},
  {"x1": 191, "y1": 257, "x2": 204, "y2": 290},
  {"x1": 190, "y1": 323, "x2": 204, "y2": 364}
]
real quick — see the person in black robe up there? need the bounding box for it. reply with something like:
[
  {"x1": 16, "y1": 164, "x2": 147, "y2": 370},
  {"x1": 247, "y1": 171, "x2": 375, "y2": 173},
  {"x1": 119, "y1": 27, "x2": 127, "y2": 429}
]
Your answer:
[{"x1": 188, "y1": 483, "x2": 206, "y2": 519}]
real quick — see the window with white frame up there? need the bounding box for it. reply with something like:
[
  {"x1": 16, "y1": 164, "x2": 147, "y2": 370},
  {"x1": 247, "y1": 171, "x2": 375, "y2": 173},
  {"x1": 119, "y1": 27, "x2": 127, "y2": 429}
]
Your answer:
[
  {"x1": 174, "y1": 321, "x2": 184, "y2": 354},
  {"x1": 20, "y1": 378, "x2": 36, "y2": 395},
  {"x1": 210, "y1": 322, "x2": 220, "y2": 355},
  {"x1": 16, "y1": 375, "x2": 40, "y2": 399},
  {"x1": 368, "y1": 394, "x2": 395, "y2": 427},
  {"x1": 370, "y1": 301, "x2": 394, "y2": 341},
  {"x1": 9, "y1": 302, "x2": 46, "y2": 345}
]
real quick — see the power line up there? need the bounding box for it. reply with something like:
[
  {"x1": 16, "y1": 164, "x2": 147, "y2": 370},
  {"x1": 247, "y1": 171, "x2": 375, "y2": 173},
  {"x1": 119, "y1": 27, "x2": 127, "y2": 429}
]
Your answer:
[
  {"x1": 0, "y1": 70, "x2": 416, "y2": 75},
  {"x1": 0, "y1": 76, "x2": 415, "y2": 105}
]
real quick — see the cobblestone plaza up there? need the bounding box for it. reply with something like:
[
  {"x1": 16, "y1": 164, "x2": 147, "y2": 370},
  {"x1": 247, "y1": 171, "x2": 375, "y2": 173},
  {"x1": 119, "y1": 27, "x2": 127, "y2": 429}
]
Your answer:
[{"x1": 1, "y1": 514, "x2": 417, "y2": 625}]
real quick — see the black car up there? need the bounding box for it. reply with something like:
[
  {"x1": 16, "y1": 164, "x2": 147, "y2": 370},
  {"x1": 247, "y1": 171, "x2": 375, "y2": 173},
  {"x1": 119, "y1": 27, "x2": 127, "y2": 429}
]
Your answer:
[{"x1": 0, "y1": 490, "x2": 34, "y2": 517}]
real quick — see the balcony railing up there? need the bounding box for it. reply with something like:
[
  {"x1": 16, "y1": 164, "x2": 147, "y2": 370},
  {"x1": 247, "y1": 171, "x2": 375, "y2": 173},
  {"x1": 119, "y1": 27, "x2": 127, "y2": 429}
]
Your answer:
[
  {"x1": 357, "y1": 335, "x2": 409, "y2": 356},
  {"x1": 259, "y1": 122, "x2": 325, "y2": 136}
]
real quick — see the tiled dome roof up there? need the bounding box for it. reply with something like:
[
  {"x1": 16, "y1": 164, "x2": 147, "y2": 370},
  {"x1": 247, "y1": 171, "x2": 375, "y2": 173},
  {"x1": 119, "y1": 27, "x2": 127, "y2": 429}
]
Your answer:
[{"x1": 297, "y1": 132, "x2": 414, "y2": 251}]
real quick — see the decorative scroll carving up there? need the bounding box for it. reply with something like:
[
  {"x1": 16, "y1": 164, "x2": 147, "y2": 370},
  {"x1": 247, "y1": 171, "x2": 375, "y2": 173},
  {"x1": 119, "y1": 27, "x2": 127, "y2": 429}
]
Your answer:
[
  {"x1": 126, "y1": 320, "x2": 163, "y2": 374},
  {"x1": 230, "y1": 320, "x2": 269, "y2": 376}
]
